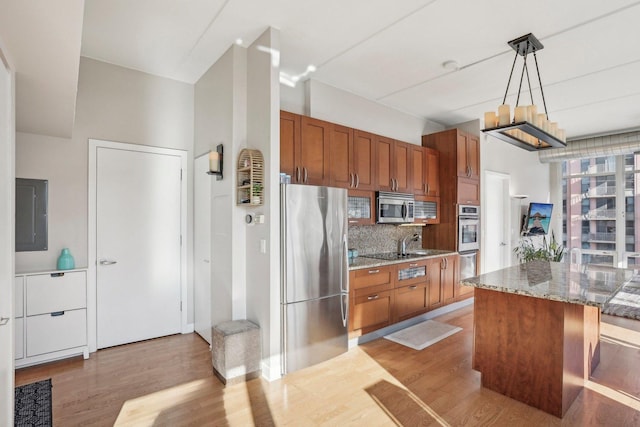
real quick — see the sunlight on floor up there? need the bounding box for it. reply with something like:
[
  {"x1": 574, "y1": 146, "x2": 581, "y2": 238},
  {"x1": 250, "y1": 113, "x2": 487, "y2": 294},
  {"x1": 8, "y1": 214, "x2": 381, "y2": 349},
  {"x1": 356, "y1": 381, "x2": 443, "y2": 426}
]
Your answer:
[
  {"x1": 585, "y1": 380, "x2": 640, "y2": 412},
  {"x1": 112, "y1": 346, "x2": 451, "y2": 426},
  {"x1": 600, "y1": 322, "x2": 640, "y2": 349},
  {"x1": 114, "y1": 378, "x2": 218, "y2": 426}
]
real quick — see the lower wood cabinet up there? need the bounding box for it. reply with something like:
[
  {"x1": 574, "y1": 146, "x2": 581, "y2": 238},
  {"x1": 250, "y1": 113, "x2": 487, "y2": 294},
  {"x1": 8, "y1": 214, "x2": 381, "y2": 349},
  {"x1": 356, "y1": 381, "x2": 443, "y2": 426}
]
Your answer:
[
  {"x1": 351, "y1": 289, "x2": 394, "y2": 335},
  {"x1": 349, "y1": 254, "x2": 461, "y2": 336},
  {"x1": 395, "y1": 282, "x2": 428, "y2": 322}
]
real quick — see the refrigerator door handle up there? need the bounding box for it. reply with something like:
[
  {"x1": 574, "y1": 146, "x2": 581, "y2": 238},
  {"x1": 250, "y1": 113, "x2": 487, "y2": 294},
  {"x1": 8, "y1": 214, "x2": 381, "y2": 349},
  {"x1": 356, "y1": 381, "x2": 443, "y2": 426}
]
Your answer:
[
  {"x1": 341, "y1": 233, "x2": 348, "y2": 294},
  {"x1": 341, "y1": 293, "x2": 348, "y2": 328}
]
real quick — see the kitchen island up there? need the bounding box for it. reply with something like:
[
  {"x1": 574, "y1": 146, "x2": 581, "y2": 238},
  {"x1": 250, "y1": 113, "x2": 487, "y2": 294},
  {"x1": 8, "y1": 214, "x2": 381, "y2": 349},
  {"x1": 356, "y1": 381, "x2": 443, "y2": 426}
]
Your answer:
[{"x1": 461, "y1": 261, "x2": 635, "y2": 418}]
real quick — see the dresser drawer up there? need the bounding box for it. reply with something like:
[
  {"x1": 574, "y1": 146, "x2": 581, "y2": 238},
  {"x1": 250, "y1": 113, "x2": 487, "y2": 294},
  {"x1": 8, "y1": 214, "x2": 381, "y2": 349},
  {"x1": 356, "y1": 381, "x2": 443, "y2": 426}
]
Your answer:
[
  {"x1": 26, "y1": 271, "x2": 86, "y2": 316},
  {"x1": 15, "y1": 276, "x2": 24, "y2": 318},
  {"x1": 15, "y1": 317, "x2": 24, "y2": 360},
  {"x1": 26, "y1": 309, "x2": 87, "y2": 357}
]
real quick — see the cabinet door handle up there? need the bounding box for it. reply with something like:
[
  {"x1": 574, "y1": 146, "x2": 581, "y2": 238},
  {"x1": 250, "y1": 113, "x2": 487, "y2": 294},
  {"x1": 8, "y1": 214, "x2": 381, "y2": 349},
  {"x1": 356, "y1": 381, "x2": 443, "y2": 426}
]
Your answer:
[
  {"x1": 51, "y1": 311, "x2": 65, "y2": 317},
  {"x1": 368, "y1": 269, "x2": 380, "y2": 274},
  {"x1": 355, "y1": 174, "x2": 360, "y2": 188},
  {"x1": 0, "y1": 317, "x2": 9, "y2": 326},
  {"x1": 409, "y1": 286, "x2": 418, "y2": 290},
  {"x1": 348, "y1": 220, "x2": 359, "y2": 224},
  {"x1": 350, "y1": 173, "x2": 354, "y2": 188},
  {"x1": 303, "y1": 167, "x2": 308, "y2": 183},
  {"x1": 296, "y1": 167, "x2": 301, "y2": 182},
  {"x1": 99, "y1": 260, "x2": 117, "y2": 266},
  {"x1": 409, "y1": 263, "x2": 418, "y2": 267},
  {"x1": 367, "y1": 294, "x2": 379, "y2": 300}
]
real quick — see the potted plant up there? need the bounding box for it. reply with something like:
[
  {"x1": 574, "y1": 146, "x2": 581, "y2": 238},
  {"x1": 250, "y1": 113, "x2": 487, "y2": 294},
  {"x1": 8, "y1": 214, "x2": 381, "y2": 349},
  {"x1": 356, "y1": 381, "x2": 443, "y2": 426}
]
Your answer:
[
  {"x1": 514, "y1": 231, "x2": 565, "y2": 263},
  {"x1": 251, "y1": 183, "x2": 263, "y2": 205}
]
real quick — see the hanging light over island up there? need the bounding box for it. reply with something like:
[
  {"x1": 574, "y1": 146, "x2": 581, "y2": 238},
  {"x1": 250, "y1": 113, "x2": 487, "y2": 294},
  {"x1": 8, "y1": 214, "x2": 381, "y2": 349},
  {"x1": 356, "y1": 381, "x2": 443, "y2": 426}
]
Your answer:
[{"x1": 482, "y1": 33, "x2": 567, "y2": 151}]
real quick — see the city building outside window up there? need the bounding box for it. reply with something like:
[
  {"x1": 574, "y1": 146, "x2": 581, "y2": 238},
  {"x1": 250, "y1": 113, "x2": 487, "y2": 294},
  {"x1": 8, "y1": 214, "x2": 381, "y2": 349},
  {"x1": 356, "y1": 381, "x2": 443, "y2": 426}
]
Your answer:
[{"x1": 562, "y1": 154, "x2": 640, "y2": 267}]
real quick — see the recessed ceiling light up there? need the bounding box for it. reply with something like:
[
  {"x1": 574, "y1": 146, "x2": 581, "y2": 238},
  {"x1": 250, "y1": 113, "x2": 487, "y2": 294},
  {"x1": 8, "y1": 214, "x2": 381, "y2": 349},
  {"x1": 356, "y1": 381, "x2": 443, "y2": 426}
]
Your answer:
[{"x1": 235, "y1": 38, "x2": 243, "y2": 46}]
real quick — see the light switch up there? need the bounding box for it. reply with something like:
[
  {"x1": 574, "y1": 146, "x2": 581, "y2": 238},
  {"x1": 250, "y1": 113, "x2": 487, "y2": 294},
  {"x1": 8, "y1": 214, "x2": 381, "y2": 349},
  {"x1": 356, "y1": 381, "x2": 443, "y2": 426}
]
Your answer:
[{"x1": 260, "y1": 239, "x2": 267, "y2": 254}]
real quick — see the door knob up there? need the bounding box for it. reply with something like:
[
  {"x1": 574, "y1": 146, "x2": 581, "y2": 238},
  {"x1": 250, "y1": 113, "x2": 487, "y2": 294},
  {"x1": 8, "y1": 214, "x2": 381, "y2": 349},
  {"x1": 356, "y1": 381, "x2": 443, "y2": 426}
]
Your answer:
[{"x1": 500, "y1": 242, "x2": 507, "y2": 246}]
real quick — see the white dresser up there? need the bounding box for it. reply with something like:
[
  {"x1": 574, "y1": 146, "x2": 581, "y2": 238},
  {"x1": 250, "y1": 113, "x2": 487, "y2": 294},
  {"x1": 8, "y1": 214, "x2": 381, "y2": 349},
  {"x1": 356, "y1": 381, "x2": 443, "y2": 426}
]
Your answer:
[{"x1": 15, "y1": 269, "x2": 89, "y2": 368}]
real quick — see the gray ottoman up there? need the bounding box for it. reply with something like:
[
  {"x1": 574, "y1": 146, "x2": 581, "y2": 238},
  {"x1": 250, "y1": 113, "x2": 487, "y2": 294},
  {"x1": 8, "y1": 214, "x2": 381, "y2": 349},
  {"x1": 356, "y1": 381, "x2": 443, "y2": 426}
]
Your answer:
[{"x1": 212, "y1": 320, "x2": 261, "y2": 385}]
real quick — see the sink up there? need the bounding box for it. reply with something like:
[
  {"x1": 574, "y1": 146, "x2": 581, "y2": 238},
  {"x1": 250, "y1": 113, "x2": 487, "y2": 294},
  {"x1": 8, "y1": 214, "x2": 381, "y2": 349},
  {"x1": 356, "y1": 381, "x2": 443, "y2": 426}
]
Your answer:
[{"x1": 409, "y1": 249, "x2": 450, "y2": 256}]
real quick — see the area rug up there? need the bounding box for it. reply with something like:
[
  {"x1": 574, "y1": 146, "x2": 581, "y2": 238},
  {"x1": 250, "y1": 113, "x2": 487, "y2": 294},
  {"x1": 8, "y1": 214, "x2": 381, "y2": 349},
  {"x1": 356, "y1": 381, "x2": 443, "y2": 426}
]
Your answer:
[
  {"x1": 14, "y1": 379, "x2": 52, "y2": 427},
  {"x1": 384, "y1": 320, "x2": 462, "y2": 350},
  {"x1": 603, "y1": 281, "x2": 640, "y2": 320}
]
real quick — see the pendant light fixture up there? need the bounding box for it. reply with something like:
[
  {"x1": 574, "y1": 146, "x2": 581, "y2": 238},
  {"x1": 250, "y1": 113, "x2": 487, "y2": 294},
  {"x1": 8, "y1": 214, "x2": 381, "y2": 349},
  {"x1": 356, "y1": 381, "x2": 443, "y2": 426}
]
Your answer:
[{"x1": 482, "y1": 33, "x2": 566, "y2": 151}]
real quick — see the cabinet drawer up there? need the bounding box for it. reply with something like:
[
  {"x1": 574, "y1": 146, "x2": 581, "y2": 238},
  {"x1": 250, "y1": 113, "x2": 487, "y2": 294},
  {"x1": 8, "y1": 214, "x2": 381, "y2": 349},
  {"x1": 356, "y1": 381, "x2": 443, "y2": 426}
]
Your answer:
[
  {"x1": 351, "y1": 289, "x2": 393, "y2": 333},
  {"x1": 26, "y1": 309, "x2": 87, "y2": 357},
  {"x1": 26, "y1": 271, "x2": 86, "y2": 316},
  {"x1": 351, "y1": 266, "x2": 394, "y2": 291},
  {"x1": 15, "y1": 317, "x2": 24, "y2": 360},
  {"x1": 15, "y1": 276, "x2": 24, "y2": 318},
  {"x1": 395, "y1": 260, "x2": 428, "y2": 288}
]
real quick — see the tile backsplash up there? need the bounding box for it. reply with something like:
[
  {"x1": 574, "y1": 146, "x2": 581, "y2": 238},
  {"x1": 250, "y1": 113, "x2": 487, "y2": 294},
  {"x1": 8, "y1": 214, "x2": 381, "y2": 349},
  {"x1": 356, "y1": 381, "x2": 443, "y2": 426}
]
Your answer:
[{"x1": 348, "y1": 224, "x2": 425, "y2": 255}]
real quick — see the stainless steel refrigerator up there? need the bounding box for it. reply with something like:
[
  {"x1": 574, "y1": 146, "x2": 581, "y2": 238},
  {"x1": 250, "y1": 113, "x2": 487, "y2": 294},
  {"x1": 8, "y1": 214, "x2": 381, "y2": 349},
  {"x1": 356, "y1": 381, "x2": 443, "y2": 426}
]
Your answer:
[{"x1": 281, "y1": 183, "x2": 348, "y2": 375}]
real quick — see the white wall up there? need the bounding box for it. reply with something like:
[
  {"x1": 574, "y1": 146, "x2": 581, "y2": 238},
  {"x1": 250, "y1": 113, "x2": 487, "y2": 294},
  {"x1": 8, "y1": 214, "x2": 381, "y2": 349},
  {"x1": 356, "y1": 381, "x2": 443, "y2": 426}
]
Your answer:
[
  {"x1": 305, "y1": 80, "x2": 444, "y2": 144},
  {"x1": 280, "y1": 79, "x2": 444, "y2": 144},
  {"x1": 245, "y1": 28, "x2": 281, "y2": 381},
  {"x1": 15, "y1": 58, "x2": 196, "y2": 320},
  {"x1": 194, "y1": 44, "x2": 247, "y2": 326},
  {"x1": 481, "y1": 134, "x2": 551, "y2": 267},
  {"x1": 0, "y1": 40, "x2": 16, "y2": 427},
  {"x1": 15, "y1": 133, "x2": 84, "y2": 272}
]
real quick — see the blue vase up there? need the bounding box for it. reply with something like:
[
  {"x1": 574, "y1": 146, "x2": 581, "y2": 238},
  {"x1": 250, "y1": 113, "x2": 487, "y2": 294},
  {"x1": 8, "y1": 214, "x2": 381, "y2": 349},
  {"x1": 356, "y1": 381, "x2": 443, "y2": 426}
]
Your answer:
[{"x1": 57, "y1": 248, "x2": 75, "y2": 270}]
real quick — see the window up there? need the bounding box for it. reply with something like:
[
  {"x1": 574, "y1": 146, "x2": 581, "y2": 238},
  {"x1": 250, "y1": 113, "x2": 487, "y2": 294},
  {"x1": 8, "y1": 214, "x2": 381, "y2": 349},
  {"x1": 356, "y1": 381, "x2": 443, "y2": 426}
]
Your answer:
[{"x1": 562, "y1": 153, "x2": 640, "y2": 266}]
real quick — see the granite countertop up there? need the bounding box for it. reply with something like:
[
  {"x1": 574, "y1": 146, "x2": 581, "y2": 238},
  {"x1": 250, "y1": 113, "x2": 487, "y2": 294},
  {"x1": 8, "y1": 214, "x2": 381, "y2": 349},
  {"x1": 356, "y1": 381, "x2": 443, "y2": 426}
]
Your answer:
[
  {"x1": 461, "y1": 260, "x2": 638, "y2": 307},
  {"x1": 348, "y1": 249, "x2": 456, "y2": 270}
]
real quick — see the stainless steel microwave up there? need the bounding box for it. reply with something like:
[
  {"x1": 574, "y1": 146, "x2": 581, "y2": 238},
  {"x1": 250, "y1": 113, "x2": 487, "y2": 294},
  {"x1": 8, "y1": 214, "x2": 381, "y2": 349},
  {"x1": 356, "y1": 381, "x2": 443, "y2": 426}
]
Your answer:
[{"x1": 376, "y1": 192, "x2": 414, "y2": 224}]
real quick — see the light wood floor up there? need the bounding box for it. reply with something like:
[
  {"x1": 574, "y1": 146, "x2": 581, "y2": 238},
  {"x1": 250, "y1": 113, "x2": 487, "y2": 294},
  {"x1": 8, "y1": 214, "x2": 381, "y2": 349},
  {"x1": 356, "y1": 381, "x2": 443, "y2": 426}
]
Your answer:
[{"x1": 15, "y1": 305, "x2": 640, "y2": 426}]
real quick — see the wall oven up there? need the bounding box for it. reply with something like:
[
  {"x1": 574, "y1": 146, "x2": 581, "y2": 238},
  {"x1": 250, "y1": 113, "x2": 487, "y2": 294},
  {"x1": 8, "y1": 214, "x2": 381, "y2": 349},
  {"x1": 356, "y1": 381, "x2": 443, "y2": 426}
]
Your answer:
[
  {"x1": 458, "y1": 204, "x2": 480, "y2": 252},
  {"x1": 376, "y1": 192, "x2": 414, "y2": 224}
]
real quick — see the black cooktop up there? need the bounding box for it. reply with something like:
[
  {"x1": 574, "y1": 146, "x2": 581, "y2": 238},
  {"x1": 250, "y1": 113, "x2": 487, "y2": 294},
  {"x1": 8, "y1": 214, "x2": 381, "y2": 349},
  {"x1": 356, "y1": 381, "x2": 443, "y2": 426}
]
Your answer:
[{"x1": 362, "y1": 252, "x2": 426, "y2": 261}]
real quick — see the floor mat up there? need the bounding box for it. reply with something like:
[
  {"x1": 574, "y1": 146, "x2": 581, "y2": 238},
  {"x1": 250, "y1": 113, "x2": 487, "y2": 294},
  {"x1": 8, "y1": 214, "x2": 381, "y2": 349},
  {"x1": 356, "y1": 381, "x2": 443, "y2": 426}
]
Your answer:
[
  {"x1": 14, "y1": 378, "x2": 52, "y2": 427},
  {"x1": 384, "y1": 320, "x2": 462, "y2": 350}
]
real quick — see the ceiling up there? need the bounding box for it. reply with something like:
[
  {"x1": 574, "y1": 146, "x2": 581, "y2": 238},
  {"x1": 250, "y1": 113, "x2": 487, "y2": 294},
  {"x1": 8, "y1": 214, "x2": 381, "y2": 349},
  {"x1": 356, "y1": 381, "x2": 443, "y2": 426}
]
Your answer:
[{"x1": 5, "y1": 0, "x2": 640, "y2": 140}]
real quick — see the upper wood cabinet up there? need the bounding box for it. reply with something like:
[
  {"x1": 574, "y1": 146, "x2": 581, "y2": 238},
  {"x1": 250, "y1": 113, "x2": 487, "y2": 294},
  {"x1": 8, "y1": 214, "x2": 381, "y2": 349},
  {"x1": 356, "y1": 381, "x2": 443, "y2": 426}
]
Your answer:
[
  {"x1": 410, "y1": 145, "x2": 440, "y2": 196},
  {"x1": 376, "y1": 137, "x2": 411, "y2": 193},
  {"x1": 280, "y1": 111, "x2": 330, "y2": 185},
  {"x1": 329, "y1": 126, "x2": 375, "y2": 190},
  {"x1": 456, "y1": 131, "x2": 480, "y2": 180},
  {"x1": 410, "y1": 145, "x2": 426, "y2": 195},
  {"x1": 425, "y1": 148, "x2": 440, "y2": 197}
]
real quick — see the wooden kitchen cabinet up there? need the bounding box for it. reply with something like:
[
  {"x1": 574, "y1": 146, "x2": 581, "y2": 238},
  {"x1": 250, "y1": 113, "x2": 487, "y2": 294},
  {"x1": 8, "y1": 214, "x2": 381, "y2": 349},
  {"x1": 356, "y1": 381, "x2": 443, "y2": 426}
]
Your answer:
[
  {"x1": 280, "y1": 111, "x2": 330, "y2": 185},
  {"x1": 456, "y1": 131, "x2": 480, "y2": 180},
  {"x1": 425, "y1": 254, "x2": 458, "y2": 309},
  {"x1": 329, "y1": 126, "x2": 375, "y2": 190},
  {"x1": 425, "y1": 147, "x2": 440, "y2": 197},
  {"x1": 349, "y1": 266, "x2": 395, "y2": 336},
  {"x1": 394, "y1": 259, "x2": 429, "y2": 322},
  {"x1": 441, "y1": 254, "x2": 458, "y2": 305},
  {"x1": 422, "y1": 128, "x2": 481, "y2": 251},
  {"x1": 347, "y1": 189, "x2": 375, "y2": 226},
  {"x1": 395, "y1": 282, "x2": 428, "y2": 322},
  {"x1": 457, "y1": 176, "x2": 480, "y2": 205},
  {"x1": 410, "y1": 145, "x2": 426, "y2": 195},
  {"x1": 375, "y1": 137, "x2": 411, "y2": 193}
]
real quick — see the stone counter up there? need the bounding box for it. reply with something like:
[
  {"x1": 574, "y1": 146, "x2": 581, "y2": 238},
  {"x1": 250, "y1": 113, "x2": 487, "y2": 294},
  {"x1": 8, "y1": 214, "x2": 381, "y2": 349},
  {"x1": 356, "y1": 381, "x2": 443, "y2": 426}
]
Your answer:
[
  {"x1": 461, "y1": 260, "x2": 636, "y2": 307},
  {"x1": 348, "y1": 249, "x2": 456, "y2": 270}
]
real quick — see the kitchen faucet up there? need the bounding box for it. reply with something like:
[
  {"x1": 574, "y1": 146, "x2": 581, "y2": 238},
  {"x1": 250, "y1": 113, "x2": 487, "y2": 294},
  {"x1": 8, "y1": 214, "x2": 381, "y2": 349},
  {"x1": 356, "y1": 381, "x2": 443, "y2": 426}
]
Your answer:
[{"x1": 398, "y1": 233, "x2": 421, "y2": 256}]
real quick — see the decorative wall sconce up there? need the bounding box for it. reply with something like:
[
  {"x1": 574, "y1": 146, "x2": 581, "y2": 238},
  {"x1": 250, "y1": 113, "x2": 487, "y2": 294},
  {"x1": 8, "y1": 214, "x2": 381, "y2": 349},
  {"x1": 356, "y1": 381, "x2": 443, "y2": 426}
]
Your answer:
[{"x1": 207, "y1": 144, "x2": 223, "y2": 180}]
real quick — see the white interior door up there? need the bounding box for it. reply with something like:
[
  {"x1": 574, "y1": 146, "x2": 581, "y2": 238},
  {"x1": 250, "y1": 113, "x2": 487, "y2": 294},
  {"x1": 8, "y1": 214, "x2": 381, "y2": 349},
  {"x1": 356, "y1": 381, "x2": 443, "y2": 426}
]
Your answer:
[
  {"x1": 194, "y1": 154, "x2": 211, "y2": 344},
  {"x1": 96, "y1": 146, "x2": 182, "y2": 349},
  {"x1": 0, "y1": 48, "x2": 15, "y2": 427},
  {"x1": 483, "y1": 171, "x2": 511, "y2": 273}
]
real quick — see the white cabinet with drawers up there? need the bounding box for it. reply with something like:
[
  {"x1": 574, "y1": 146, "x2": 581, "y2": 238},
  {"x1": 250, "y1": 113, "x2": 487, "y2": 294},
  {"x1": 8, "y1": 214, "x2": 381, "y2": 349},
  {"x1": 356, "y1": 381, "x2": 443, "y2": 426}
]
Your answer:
[{"x1": 15, "y1": 269, "x2": 89, "y2": 367}]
